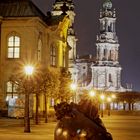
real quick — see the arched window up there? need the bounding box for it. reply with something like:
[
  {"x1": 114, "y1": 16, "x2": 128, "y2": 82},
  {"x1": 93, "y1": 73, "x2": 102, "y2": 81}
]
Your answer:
[
  {"x1": 7, "y1": 81, "x2": 18, "y2": 93},
  {"x1": 50, "y1": 45, "x2": 56, "y2": 66},
  {"x1": 109, "y1": 50, "x2": 112, "y2": 60},
  {"x1": 103, "y1": 49, "x2": 106, "y2": 60},
  {"x1": 8, "y1": 35, "x2": 20, "y2": 58},
  {"x1": 37, "y1": 39, "x2": 42, "y2": 62},
  {"x1": 63, "y1": 49, "x2": 66, "y2": 67},
  {"x1": 109, "y1": 74, "x2": 112, "y2": 83},
  {"x1": 97, "y1": 48, "x2": 100, "y2": 60}
]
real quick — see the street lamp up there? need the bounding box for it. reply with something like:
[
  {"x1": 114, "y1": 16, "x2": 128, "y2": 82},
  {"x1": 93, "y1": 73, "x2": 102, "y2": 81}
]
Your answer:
[
  {"x1": 89, "y1": 90, "x2": 96, "y2": 97},
  {"x1": 70, "y1": 83, "x2": 77, "y2": 103},
  {"x1": 111, "y1": 94, "x2": 116, "y2": 99},
  {"x1": 24, "y1": 65, "x2": 34, "y2": 133},
  {"x1": 24, "y1": 65, "x2": 34, "y2": 75},
  {"x1": 111, "y1": 94, "x2": 116, "y2": 110},
  {"x1": 100, "y1": 94, "x2": 105, "y2": 117},
  {"x1": 107, "y1": 97, "x2": 112, "y2": 116}
]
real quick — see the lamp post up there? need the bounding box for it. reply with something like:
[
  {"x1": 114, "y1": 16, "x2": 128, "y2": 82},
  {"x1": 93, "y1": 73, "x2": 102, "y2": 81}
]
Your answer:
[
  {"x1": 100, "y1": 94, "x2": 105, "y2": 118},
  {"x1": 24, "y1": 65, "x2": 34, "y2": 133},
  {"x1": 70, "y1": 83, "x2": 77, "y2": 103},
  {"x1": 111, "y1": 94, "x2": 116, "y2": 110},
  {"x1": 107, "y1": 97, "x2": 112, "y2": 116}
]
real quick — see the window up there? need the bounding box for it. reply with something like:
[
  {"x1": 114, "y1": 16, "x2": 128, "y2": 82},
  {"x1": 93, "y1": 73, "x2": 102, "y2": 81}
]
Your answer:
[
  {"x1": 83, "y1": 66, "x2": 86, "y2": 69},
  {"x1": 104, "y1": 49, "x2": 106, "y2": 59},
  {"x1": 109, "y1": 50, "x2": 112, "y2": 60},
  {"x1": 50, "y1": 45, "x2": 56, "y2": 66},
  {"x1": 97, "y1": 48, "x2": 100, "y2": 60},
  {"x1": 7, "y1": 81, "x2": 18, "y2": 93},
  {"x1": 37, "y1": 39, "x2": 42, "y2": 62},
  {"x1": 50, "y1": 98, "x2": 55, "y2": 107},
  {"x1": 8, "y1": 36, "x2": 20, "y2": 58},
  {"x1": 63, "y1": 50, "x2": 66, "y2": 67},
  {"x1": 109, "y1": 74, "x2": 112, "y2": 83}
]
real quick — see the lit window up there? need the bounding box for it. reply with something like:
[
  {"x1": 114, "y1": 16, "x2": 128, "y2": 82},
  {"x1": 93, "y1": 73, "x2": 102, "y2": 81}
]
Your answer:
[
  {"x1": 7, "y1": 81, "x2": 18, "y2": 93},
  {"x1": 50, "y1": 98, "x2": 55, "y2": 107},
  {"x1": 8, "y1": 36, "x2": 20, "y2": 58},
  {"x1": 50, "y1": 45, "x2": 56, "y2": 66}
]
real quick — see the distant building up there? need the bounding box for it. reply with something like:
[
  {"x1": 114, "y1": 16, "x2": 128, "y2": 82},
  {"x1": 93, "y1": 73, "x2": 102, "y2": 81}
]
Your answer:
[
  {"x1": 77, "y1": 0, "x2": 132, "y2": 92},
  {"x1": 74, "y1": 1, "x2": 140, "y2": 111},
  {"x1": 75, "y1": 55, "x2": 95, "y2": 87},
  {"x1": 0, "y1": 0, "x2": 70, "y2": 116}
]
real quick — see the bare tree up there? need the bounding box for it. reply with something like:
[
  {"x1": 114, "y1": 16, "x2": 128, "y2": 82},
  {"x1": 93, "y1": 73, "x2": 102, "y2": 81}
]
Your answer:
[
  {"x1": 59, "y1": 68, "x2": 73, "y2": 102},
  {"x1": 41, "y1": 68, "x2": 60, "y2": 123}
]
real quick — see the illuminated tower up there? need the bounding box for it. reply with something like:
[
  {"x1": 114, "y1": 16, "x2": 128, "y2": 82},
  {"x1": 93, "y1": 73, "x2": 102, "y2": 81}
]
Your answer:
[
  {"x1": 52, "y1": 0, "x2": 77, "y2": 82},
  {"x1": 90, "y1": 0, "x2": 125, "y2": 91}
]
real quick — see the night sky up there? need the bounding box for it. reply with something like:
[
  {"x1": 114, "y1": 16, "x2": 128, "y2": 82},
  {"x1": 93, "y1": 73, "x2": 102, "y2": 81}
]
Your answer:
[{"x1": 33, "y1": 0, "x2": 140, "y2": 91}]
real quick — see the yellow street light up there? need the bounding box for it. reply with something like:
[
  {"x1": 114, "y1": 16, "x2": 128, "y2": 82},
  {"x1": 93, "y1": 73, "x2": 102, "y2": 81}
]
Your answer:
[
  {"x1": 107, "y1": 96, "x2": 112, "y2": 116},
  {"x1": 24, "y1": 65, "x2": 34, "y2": 75},
  {"x1": 70, "y1": 83, "x2": 77, "y2": 103},
  {"x1": 100, "y1": 94, "x2": 105, "y2": 101},
  {"x1": 89, "y1": 90, "x2": 96, "y2": 97},
  {"x1": 100, "y1": 94, "x2": 105, "y2": 118},
  {"x1": 70, "y1": 83, "x2": 77, "y2": 91},
  {"x1": 111, "y1": 94, "x2": 116, "y2": 110},
  {"x1": 107, "y1": 97, "x2": 112, "y2": 102},
  {"x1": 111, "y1": 94, "x2": 116, "y2": 99}
]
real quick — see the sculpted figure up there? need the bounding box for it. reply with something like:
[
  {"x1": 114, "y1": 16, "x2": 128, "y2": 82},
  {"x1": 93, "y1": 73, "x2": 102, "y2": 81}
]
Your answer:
[{"x1": 54, "y1": 94, "x2": 113, "y2": 140}]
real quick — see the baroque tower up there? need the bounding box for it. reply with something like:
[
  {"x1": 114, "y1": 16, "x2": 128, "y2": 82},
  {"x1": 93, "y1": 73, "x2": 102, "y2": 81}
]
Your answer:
[
  {"x1": 90, "y1": 0, "x2": 125, "y2": 92},
  {"x1": 52, "y1": 0, "x2": 77, "y2": 82}
]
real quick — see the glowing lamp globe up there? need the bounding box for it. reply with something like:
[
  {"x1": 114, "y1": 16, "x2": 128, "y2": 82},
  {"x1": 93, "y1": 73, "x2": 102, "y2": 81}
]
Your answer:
[{"x1": 24, "y1": 65, "x2": 34, "y2": 75}]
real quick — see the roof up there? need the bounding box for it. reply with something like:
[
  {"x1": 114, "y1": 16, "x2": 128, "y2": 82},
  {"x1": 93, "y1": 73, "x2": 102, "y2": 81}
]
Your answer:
[
  {"x1": 0, "y1": 0, "x2": 45, "y2": 19},
  {"x1": 55, "y1": 0, "x2": 73, "y2": 3},
  {"x1": 0, "y1": 0, "x2": 66, "y2": 26},
  {"x1": 76, "y1": 54, "x2": 96, "y2": 63}
]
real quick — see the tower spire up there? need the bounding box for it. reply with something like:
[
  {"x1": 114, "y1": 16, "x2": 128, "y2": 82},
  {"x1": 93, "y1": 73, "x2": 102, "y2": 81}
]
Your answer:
[
  {"x1": 90, "y1": 0, "x2": 126, "y2": 92},
  {"x1": 100, "y1": 0, "x2": 115, "y2": 18}
]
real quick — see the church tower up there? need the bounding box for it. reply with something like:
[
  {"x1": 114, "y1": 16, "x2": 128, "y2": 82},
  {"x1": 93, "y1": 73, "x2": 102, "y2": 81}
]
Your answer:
[
  {"x1": 52, "y1": 0, "x2": 77, "y2": 82},
  {"x1": 91, "y1": 0, "x2": 125, "y2": 91}
]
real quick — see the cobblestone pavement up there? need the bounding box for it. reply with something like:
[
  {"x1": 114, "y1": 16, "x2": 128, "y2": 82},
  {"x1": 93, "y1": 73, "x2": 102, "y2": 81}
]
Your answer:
[
  {"x1": 102, "y1": 115, "x2": 140, "y2": 140},
  {"x1": 0, "y1": 118, "x2": 56, "y2": 140},
  {"x1": 0, "y1": 115, "x2": 140, "y2": 140}
]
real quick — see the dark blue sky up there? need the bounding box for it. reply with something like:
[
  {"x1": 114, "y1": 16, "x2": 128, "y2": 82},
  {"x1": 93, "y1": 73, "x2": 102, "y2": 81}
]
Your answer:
[{"x1": 33, "y1": 0, "x2": 140, "y2": 91}]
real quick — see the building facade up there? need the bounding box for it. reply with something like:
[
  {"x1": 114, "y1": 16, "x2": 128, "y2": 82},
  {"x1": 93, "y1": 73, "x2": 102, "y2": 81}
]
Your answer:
[
  {"x1": 52, "y1": 0, "x2": 77, "y2": 83},
  {"x1": 0, "y1": 0, "x2": 70, "y2": 115},
  {"x1": 75, "y1": 0, "x2": 133, "y2": 93},
  {"x1": 75, "y1": 55, "x2": 95, "y2": 87}
]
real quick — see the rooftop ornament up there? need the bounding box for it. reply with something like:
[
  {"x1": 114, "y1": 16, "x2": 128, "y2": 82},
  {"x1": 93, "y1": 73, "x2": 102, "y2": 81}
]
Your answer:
[
  {"x1": 61, "y1": 2, "x2": 69, "y2": 15},
  {"x1": 103, "y1": 0, "x2": 112, "y2": 10}
]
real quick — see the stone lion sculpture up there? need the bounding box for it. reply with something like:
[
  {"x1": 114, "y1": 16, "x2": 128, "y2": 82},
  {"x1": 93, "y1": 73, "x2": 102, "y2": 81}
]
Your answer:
[{"x1": 54, "y1": 94, "x2": 113, "y2": 140}]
